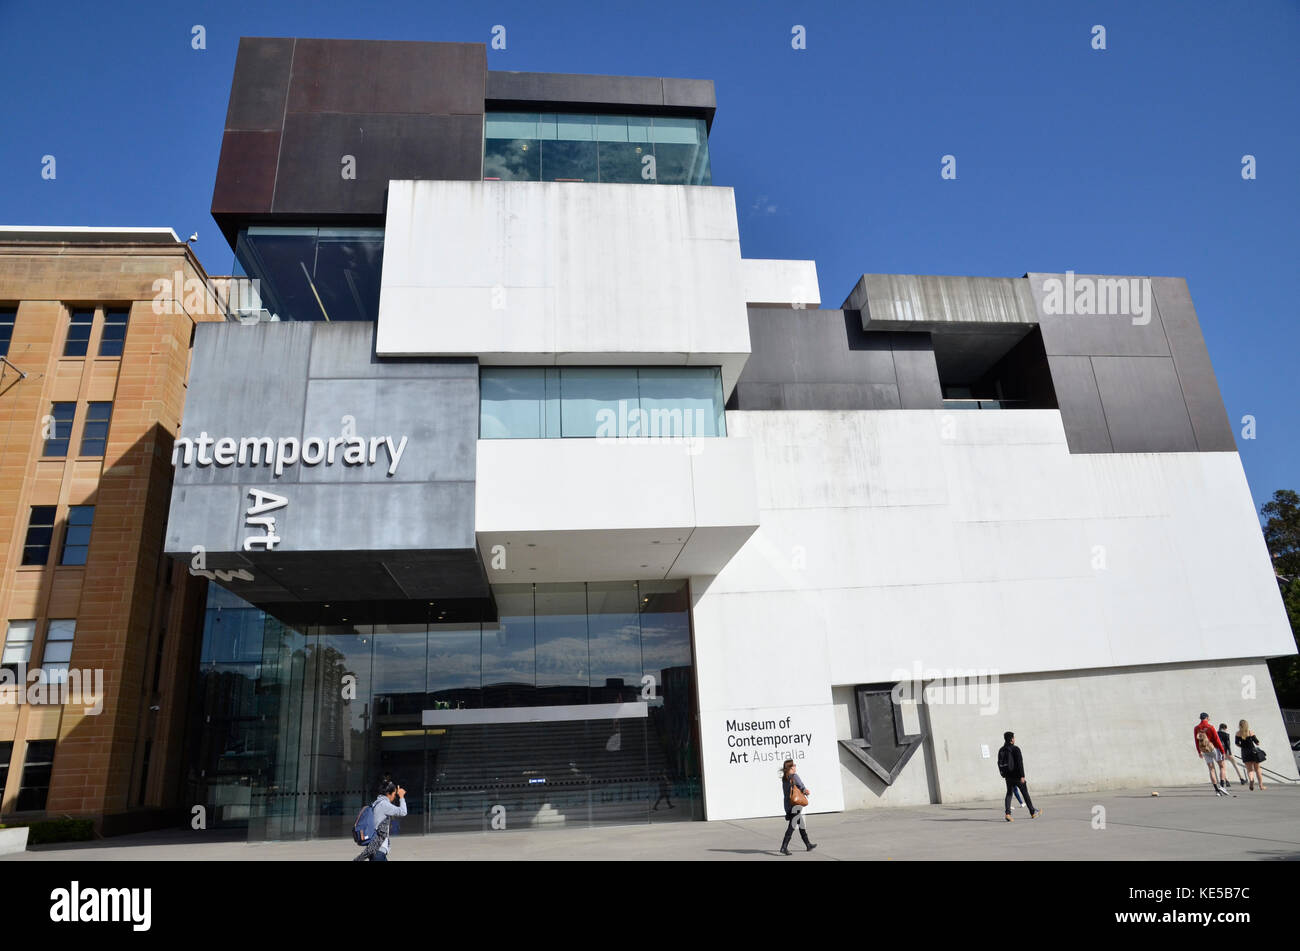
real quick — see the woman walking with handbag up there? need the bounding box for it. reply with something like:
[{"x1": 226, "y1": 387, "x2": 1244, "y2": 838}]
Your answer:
[
  {"x1": 779, "y1": 759, "x2": 817, "y2": 855},
  {"x1": 1235, "y1": 720, "x2": 1267, "y2": 790}
]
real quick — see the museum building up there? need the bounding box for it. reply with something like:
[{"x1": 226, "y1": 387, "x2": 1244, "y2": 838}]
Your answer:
[{"x1": 10, "y1": 37, "x2": 1292, "y2": 838}]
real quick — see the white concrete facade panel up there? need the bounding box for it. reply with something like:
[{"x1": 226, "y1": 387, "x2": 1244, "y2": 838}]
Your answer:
[
  {"x1": 377, "y1": 180, "x2": 753, "y2": 393},
  {"x1": 741, "y1": 258, "x2": 821, "y2": 308},
  {"x1": 475, "y1": 437, "x2": 759, "y2": 582},
  {"x1": 692, "y1": 409, "x2": 1296, "y2": 818}
]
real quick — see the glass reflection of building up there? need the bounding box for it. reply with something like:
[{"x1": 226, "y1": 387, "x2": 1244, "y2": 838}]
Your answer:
[{"x1": 189, "y1": 581, "x2": 702, "y2": 839}]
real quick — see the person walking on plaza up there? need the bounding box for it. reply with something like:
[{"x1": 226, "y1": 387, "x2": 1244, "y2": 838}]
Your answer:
[
  {"x1": 1218, "y1": 722, "x2": 1246, "y2": 787},
  {"x1": 1198, "y1": 731, "x2": 1228, "y2": 796},
  {"x1": 1193, "y1": 712, "x2": 1227, "y2": 795},
  {"x1": 998, "y1": 732, "x2": 1040, "y2": 821},
  {"x1": 779, "y1": 759, "x2": 817, "y2": 855},
  {"x1": 1235, "y1": 720, "x2": 1267, "y2": 791},
  {"x1": 353, "y1": 780, "x2": 408, "y2": 861}
]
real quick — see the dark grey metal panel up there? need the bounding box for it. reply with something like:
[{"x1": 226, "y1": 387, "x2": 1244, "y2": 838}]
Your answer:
[
  {"x1": 486, "y1": 70, "x2": 665, "y2": 107},
  {"x1": 214, "y1": 38, "x2": 487, "y2": 242},
  {"x1": 1037, "y1": 313, "x2": 1171, "y2": 358},
  {"x1": 307, "y1": 322, "x2": 476, "y2": 379},
  {"x1": 486, "y1": 71, "x2": 715, "y2": 128},
  {"x1": 1045, "y1": 355, "x2": 1113, "y2": 453},
  {"x1": 891, "y1": 333, "x2": 943, "y2": 409},
  {"x1": 743, "y1": 308, "x2": 896, "y2": 383},
  {"x1": 299, "y1": 377, "x2": 477, "y2": 484},
  {"x1": 1090, "y1": 356, "x2": 1197, "y2": 452},
  {"x1": 246, "y1": 481, "x2": 476, "y2": 552},
  {"x1": 781, "y1": 382, "x2": 901, "y2": 411},
  {"x1": 287, "y1": 39, "x2": 486, "y2": 116},
  {"x1": 1150, "y1": 278, "x2": 1236, "y2": 452},
  {"x1": 211, "y1": 130, "x2": 280, "y2": 216},
  {"x1": 730, "y1": 382, "x2": 784, "y2": 410},
  {"x1": 271, "y1": 112, "x2": 483, "y2": 215},
  {"x1": 662, "y1": 77, "x2": 717, "y2": 110},
  {"x1": 1026, "y1": 273, "x2": 1170, "y2": 357},
  {"x1": 224, "y1": 37, "x2": 294, "y2": 131},
  {"x1": 165, "y1": 321, "x2": 485, "y2": 600},
  {"x1": 847, "y1": 274, "x2": 1035, "y2": 328},
  {"x1": 176, "y1": 322, "x2": 315, "y2": 486}
]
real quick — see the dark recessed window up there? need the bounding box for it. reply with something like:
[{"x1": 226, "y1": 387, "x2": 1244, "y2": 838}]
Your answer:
[
  {"x1": 17, "y1": 740, "x2": 56, "y2": 811},
  {"x1": 43, "y1": 403, "x2": 75, "y2": 457},
  {"x1": 99, "y1": 309, "x2": 129, "y2": 357},
  {"x1": 21, "y1": 506, "x2": 57, "y2": 566},
  {"x1": 41, "y1": 620, "x2": 76, "y2": 682},
  {"x1": 0, "y1": 742, "x2": 12, "y2": 795},
  {"x1": 64, "y1": 310, "x2": 93, "y2": 357},
  {"x1": 0, "y1": 308, "x2": 15, "y2": 357},
  {"x1": 80, "y1": 402, "x2": 112, "y2": 457},
  {"x1": 60, "y1": 506, "x2": 95, "y2": 566}
]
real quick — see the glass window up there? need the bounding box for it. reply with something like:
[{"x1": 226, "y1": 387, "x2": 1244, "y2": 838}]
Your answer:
[
  {"x1": 480, "y1": 368, "x2": 545, "y2": 438},
  {"x1": 0, "y1": 742, "x2": 11, "y2": 795},
  {"x1": 638, "y1": 367, "x2": 726, "y2": 437},
  {"x1": 17, "y1": 740, "x2": 56, "y2": 811},
  {"x1": 483, "y1": 112, "x2": 541, "y2": 181},
  {"x1": 561, "y1": 367, "x2": 640, "y2": 437},
  {"x1": 541, "y1": 115, "x2": 598, "y2": 183},
  {"x1": 534, "y1": 583, "x2": 589, "y2": 704},
  {"x1": 22, "y1": 506, "x2": 56, "y2": 565},
  {"x1": 426, "y1": 621, "x2": 482, "y2": 709},
  {"x1": 371, "y1": 623, "x2": 427, "y2": 718},
  {"x1": 2, "y1": 620, "x2": 36, "y2": 674},
  {"x1": 234, "y1": 227, "x2": 384, "y2": 322},
  {"x1": 482, "y1": 586, "x2": 535, "y2": 706},
  {"x1": 481, "y1": 366, "x2": 725, "y2": 439},
  {"x1": 639, "y1": 580, "x2": 693, "y2": 696},
  {"x1": 483, "y1": 112, "x2": 711, "y2": 185},
  {"x1": 587, "y1": 583, "x2": 643, "y2": 703},
  {"x1": 99, "y1": 309, "x2": 129, "y2": 356},
  {"x1": 596, "y1": 115, "x2": 654, "y2": 184},
  {"x1": 41, "y1": 619, "x2": 76, "y2": 680},
  {"x1": 0, "y1": 308, "x2": 15, "y2": 357},
  {"x1": 43, "y1": 403, "x2": 75, "y2": 457},
  {"x1": 80, "y1": 401, "x2": 112, "y2": 456},
  {"x1": 60, "y1": 505, "x2": 95, "y2": 566},
  {"x1": 651, "y1": 117, "x2": 711, "y2": 185},
  {"x1": 64, "y1": 310, "x2": 93, "y2": 357}
]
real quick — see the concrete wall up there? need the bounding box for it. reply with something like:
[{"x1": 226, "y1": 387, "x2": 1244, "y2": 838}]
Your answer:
[
  {"x1": 922, "y1": 660, "x2": 1299, "y2": 800},
  {"x1": 377, "y1": 180, "x2": 753, "y2": 394},
  {"x1": 476, "y1": 435, "x2": 759, "y2": 583},
  {"x1": 741, "y1": 259, "x2": 821, "y2": 309},
  {"x1": 690, "y1": 408, "x2": 1295, "y2": 819}
]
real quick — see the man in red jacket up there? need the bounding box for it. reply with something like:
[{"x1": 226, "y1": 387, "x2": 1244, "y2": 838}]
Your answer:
[{"x1": 1194, "y1": 713, "x2": 1228, "y2": 791}]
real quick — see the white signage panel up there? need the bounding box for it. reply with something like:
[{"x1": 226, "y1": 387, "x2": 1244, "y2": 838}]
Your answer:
[{"x1": 700, "y1": 703, "x2": 844, "y2": 820}]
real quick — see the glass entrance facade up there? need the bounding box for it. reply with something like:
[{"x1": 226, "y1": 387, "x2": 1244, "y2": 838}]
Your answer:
[{"x1": 189, "y1": 580, "x2": 702, "y2": 840}]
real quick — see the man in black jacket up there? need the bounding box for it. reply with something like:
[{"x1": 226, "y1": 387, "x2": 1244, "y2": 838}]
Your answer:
[{"x1": 998, "y1": 732, "x2": 1041, "y2": 821}]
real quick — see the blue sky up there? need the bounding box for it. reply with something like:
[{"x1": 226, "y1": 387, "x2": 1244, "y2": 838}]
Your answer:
[{"x1": 1, "y1": 0, "x2": 1295, "y2": 511}]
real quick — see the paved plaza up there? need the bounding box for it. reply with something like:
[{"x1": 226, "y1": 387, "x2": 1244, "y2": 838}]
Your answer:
[{"x1": 6, "y1": 783, "x2": 1298, "y2": 861}]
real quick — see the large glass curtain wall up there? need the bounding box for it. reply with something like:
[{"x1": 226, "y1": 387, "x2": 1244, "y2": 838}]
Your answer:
[
  {"x1": 190, "y1": 582, "x2": 701, "y2": 840},
  {"x1": 481, "y1": 366, "x2": 726, "y2": 439},
  {"x1": 233, "y1": 226, "x2": 384, "y2": 322},
  {"x1": 484, "y1": 113, "x2": 711, "y2": 185}
]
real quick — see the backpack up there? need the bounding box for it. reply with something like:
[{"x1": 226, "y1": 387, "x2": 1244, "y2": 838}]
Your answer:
[
  {"x1": 997, "y1": 744, "x2": 1013, "y2": 778},
  {"x1": 353, "y1": 800, "x2": 379, "y2": 846}
]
